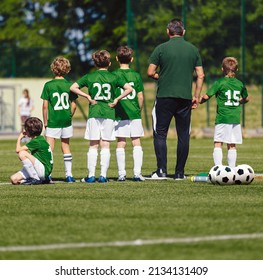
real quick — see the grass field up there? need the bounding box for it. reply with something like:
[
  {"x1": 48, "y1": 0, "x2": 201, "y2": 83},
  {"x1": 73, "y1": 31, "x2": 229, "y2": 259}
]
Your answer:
[{"x1": 0, "y1": 137, "x2": 263, "y2": 260}]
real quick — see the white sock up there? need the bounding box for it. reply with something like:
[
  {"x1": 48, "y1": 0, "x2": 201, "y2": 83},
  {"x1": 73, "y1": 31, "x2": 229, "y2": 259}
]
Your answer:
[
  {"x1": 213, "y1": 147, "x2": 223, "y2": 166},
  {"x1": 22, "y1": 159, "x2": 40, "y2": 180},
  {"x1": 88, "y1": 148, "x2": 98, "y2": 177},
  {"x1": 133, "y1": 146, "x2": 143, "y2": 176},
  {"x1": 228, "y1": 149, "x2": 237, "y2": 168},
  {"x1": 100, "y1": 148, "x2": 110, "y2": 178},
  {"x1": 116, "y1": 148, "x2": 126, "y2": 177},
  {"x1": 63, "y1": 153, "x2": 73, "y2": 177}
]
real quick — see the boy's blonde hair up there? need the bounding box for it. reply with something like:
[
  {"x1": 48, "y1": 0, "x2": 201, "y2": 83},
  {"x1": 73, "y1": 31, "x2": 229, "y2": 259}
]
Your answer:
[
  {"x1": 50, "y1": 56, "x2": 71, "y2": 77},
  {"x1": 92, "y1": 50, "x2": 111, "y2": 68},
  {"x1": 222, "y1": 57, "x2": 238, "y2": 77}
]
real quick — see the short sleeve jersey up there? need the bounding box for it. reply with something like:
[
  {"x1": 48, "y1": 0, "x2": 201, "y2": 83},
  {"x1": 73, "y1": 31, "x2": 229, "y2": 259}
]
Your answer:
[
  {"x1": 41, "y1": 79, "x2": 78, "y2": 128},
  {"x1": 76, "y1": 70, "x2": 126, "y2": 120},
  {"x1": 26, "y1": 135, "x2": 53, "y2": 177},
  {"x1": 149, "y1": 37, "x2": 202, "y2": 99},
  {"x1": 206, "y1": 77, "x2": 248, "y2": 124},
  {"x1": 113, "y1": 68, "x2": 144, "y2": 120}
]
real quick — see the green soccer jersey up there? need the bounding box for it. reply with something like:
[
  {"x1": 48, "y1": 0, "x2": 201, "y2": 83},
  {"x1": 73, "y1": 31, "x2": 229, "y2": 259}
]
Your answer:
[
  {"x1": 113, "y1": 68, "x2": 144, "y2": 120},
  {"x1": 207, "y1": 77, "x2": 248, "y2": 124},
  {"x1": 41, "y1": 79, "x2": 78, "y2": 128},
  {"x1": 149, "y1": 37, "x2": 202, "y2": 100},
  {"x1": 76, "y1": 70, "x2": 126, "y2": 120},
  {"x1": 26, "y1": 135, "x2": 53, "y2": 177}
]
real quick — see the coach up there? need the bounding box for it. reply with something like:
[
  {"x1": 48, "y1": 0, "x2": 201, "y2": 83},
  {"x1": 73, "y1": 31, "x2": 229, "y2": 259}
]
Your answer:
[{"x1": 147, "y1": 18, "x2": 205, "y2": 180}]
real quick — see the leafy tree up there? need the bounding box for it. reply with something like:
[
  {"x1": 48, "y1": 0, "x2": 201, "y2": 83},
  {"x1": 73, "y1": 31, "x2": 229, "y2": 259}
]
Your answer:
[{"x1": 0, "y1": 0, "x2": 262, "y2": 83}]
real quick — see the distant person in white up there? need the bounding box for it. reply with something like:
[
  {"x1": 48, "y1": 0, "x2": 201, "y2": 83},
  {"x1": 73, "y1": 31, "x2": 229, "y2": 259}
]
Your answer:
[
  {"x1": 18, "y1": 89, "x2": 34, "y2": 131},
  {"x1": 18, "y1": 89, "x2": 34, "y2": 142}
]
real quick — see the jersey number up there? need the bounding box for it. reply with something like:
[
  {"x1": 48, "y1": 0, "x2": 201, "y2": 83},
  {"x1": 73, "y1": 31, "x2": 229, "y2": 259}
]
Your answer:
[
  {"x1": 224, "y1": 90, "x2": 240, "y2": 106},
  {"x1": 120, "y1": 82, "x2": 136, "y2": 100},
  {"x1": 93, "y1": 83, "x2": 111, "y2": 100},
  {"x1": 53, "y1": 92, "x2": 70, "y2": 110}
]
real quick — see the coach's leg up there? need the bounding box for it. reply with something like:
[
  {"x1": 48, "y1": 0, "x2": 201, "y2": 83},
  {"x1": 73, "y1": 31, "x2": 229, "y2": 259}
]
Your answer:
[
  {"x1": 152, "y1": 98, "x2": 173, "y2": 174},
  {"x1": 174, "y1": 99, "x2": 192, "y2": 177}
]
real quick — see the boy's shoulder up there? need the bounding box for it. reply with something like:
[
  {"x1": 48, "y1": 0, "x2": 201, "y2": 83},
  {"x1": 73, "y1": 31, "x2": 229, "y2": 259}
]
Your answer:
[{"x1": 45, "y1": 78, "x2": 71, "y2": 86}]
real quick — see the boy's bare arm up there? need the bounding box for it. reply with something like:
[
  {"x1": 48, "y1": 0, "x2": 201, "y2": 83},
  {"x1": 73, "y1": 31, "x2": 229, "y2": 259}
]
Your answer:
[
  {"x1": 42, "y1": 100, "x2": 48, "y2": 127},
  {"x1": 138, "y1": 92, "x2": 144, "y2": 111},
  {"x1": 199, "y1": 94, "x2": 210, "y2": 104},
  {"x1": 71, "y1": 100, "x2": 77, "y2": 116},
  {"x1": 109, "y1": 83, "x2": 133, "y2": 107},
  {"x1": 16, "y1": 132, "x2": 29, "y2": 153},
  {"x1": 70, "y1": 83, "x2": 96, "y2": 104}
]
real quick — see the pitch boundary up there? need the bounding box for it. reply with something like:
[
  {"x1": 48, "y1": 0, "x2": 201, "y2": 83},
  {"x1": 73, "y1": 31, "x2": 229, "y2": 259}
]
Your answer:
[{"x1": 1, "y1": 233, "x2": 263, "y2": 252}]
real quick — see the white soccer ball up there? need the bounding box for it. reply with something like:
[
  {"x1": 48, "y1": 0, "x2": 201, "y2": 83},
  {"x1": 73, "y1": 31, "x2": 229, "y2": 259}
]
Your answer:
[
  {"x1": 214, "y1": 165, "x2": 236, "y2": 185},
  {"x1": 234, "y1": 164, "x2": 255, "y2": 185},
  {"x1": 208, "y1": 165, "x2": 222, "y2": 184}
]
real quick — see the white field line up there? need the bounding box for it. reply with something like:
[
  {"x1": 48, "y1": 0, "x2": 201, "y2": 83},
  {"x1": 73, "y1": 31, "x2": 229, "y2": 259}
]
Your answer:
[{"x1": 1, "y1": 233, "x2": 263, "y2": 252}]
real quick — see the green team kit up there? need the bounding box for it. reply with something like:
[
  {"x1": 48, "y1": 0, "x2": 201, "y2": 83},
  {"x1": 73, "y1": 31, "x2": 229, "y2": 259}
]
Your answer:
[
  {"x1": 76, "y1": 70, "x2": 127, "y2": 120},
  {"x1": 41, "y1": 79, "x2": 78, "y2": 128},
  {"x1": 113, "y1": 68, "x2": 144, "y2": 120},
  {"x1": 26, "y1": 136, "x2": 53, "y2": 177},
  {"x1": 206, "y1": 77, "x2": 248, "y2": 124}
]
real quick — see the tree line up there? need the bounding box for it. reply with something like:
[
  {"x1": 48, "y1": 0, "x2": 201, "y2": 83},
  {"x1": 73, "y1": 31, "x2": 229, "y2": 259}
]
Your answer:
[{"x1": 0, "y1": 0, "x2": 262, "y2": 83}]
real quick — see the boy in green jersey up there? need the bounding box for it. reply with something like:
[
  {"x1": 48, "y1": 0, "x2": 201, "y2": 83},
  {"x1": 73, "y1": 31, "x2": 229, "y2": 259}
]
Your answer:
[
  {"x1": 70, "y1": 50, "x2": 133, "y2": 183},
  {"x1": 113, "y1": 46, "x2": 145, "y2": 181},
  {"x1": 41, "y1": 56, "x2": 78, "y2": 183},
  {"x1": 10, "y1": 117, "x2": 53, "y2": 185},
  {"x1": 200, "y1": 57, "x2": 249, "y2": 167}
]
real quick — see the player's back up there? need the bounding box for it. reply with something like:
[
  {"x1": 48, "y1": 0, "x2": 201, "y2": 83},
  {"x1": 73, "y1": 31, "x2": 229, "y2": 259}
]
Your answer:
[{"x1": 113, "y1": 68, "x2": 144, "y2": 120}]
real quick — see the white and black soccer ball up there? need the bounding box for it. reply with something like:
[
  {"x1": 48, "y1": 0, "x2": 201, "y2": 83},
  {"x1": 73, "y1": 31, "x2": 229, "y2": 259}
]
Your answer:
[
  {"x1": 234, "y1": 164, "x2": 255, "y2": 185},
  {"x1": 214, "y1": 165, "x2": 236, "y2": 185},
  {"x1": 208, "y1": 165, "x2": 222, "y2": 184}
]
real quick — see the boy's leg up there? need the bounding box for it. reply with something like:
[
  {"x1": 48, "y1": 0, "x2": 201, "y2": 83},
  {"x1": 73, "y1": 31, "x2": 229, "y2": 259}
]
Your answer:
[
  {"x1": 100, "y1": 140, "x2": 110, "y2": 178},
  {"x1": 61, "y1": 138, "x2": 73, "y2": 178},
  {"x1": 18, "y1": 150, "x2": 40, "y2": 180},
  {"x1": 132, "y1": 137, "x2": 143, "y2": 177},
  {"x1": 88, "y1": 140, "x2": 99, "y2": 178},
  {"x1": 10, "y1": 171, "x2": 26, "y2": 185},
  {"x1": 116, "y1": 138, "x2": 126, "y2": 179},
  {"x1": 213, "y1": 142, "x2": 223, "y2": 166},
  {"x1": 227, "y1": 144, "x2": 237, "y2": 168}
]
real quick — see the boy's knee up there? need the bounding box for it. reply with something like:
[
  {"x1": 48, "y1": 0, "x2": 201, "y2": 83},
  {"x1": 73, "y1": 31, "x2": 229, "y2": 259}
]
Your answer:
[{"x1": 10, "y1": 174, "x2": 18, "y2": 185}]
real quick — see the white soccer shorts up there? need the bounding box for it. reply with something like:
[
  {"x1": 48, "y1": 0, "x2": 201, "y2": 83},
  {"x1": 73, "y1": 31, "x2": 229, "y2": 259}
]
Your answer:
[
  {"x1": 19, "y1": 158, "x2": 46, "y2": 180},
  {"x1": 45, "y1": 125, "x2": 73, "y2": 139},
  {"x1": 84, "y1": 118, "x2": 115, "y2": 141},
  {"x1": 214, "y1": 124, "x2": 242, "y2": 144},
  {"x1": 115, "y1": 119, "x2": 144, "y2": 138}
]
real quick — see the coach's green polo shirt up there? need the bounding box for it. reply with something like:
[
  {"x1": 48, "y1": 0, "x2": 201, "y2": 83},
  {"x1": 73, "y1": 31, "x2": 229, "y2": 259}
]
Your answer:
[{"x1": 149, "y1": 37, "x2": 202, "y2": 100}]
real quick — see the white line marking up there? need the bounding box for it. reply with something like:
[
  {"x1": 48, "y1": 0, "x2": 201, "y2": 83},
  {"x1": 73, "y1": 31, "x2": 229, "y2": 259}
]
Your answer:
[{"x1": 1, "y1": 233, "x2": 263, "y2": 252}]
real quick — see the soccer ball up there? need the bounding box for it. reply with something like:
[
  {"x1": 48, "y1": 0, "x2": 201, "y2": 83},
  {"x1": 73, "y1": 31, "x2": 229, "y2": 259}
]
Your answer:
[
  {"x1": 208, "y1": 165, "x2": 221, "y2": 184},
  {"x1": 234, "y1": 164, "x2": 254, "y2": 185},
  {"x1": 214, "y1": 165, "x2": 236, "y2": 185}
]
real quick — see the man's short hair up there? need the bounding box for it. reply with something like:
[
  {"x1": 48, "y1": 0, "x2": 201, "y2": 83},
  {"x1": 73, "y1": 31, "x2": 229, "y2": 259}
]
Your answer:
[
  {"x1": 92, "y1": 50, "x2": 111, "y2": 68},
  {"x1": 167, "y1": 19, "x2": 184, "y2": 36}
]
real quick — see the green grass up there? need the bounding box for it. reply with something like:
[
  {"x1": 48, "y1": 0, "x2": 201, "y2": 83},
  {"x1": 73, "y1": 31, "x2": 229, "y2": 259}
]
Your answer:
[{"x1": 0, "y1": 137, "x2": 263, "y2": 260}]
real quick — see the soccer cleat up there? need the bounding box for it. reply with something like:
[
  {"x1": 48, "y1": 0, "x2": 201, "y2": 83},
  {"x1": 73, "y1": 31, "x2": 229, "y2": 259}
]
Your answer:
[
  {"x1": 98, "y1": 176, "x2": 108, "y2": 183},
  {"x1": 174, "y1": 173, "x2": 187, "y2": 180},
  {"x1": 133, "y1": 174, "x2": 145, "y2": 181},
  {"x1": 65, "y1": 176, "x2": 76, "y2": 183},
  {"x1": 145, "y1": 169, "x2": 167, "y2": 180},
  {"x1": 42, "y1": 176, "x2": 54, "y2": 184},
  {"x1": 80, "y1": 176, "x2": 96, "y2": 183},
  {"x1": 21, "y1": 178, "x2": 43, "y2": 185},
  {"x1": 117, "y1": 175, "x2": 126, "y2": 182}
]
